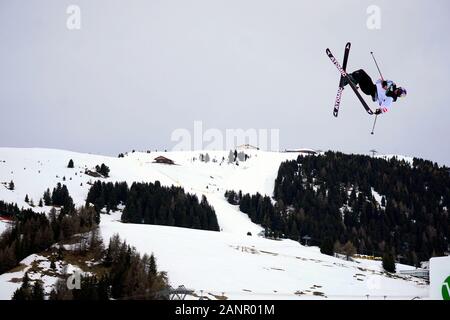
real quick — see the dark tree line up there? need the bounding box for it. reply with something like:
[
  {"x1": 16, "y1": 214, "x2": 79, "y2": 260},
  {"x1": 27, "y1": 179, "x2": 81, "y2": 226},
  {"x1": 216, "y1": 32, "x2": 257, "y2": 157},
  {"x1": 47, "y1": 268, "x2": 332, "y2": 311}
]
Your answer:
[
  {"x1": 225, "y1": 190, "x2": 286, "y2": 239},
  {"x1": 0, "y1": 201, "x2": 22, "y2": 217},
  {"x1": 49, "y1": 234, "x2": 168, "y2": 300},
  {"x1": 87, "y1": 181, "x2": 220, "y2": 231},
  {"x1": 227, "y1": 152, "x2": 450, "y2": 266},
  {"x1": 42, "y1": 183, "x2": 76, "y2": 216},
  {"x1": 86, "y1": 181, "x2": 128, "y2": 214},
  {"x1": 0, "y1": 206, "x2": 98, "y2": 274}
]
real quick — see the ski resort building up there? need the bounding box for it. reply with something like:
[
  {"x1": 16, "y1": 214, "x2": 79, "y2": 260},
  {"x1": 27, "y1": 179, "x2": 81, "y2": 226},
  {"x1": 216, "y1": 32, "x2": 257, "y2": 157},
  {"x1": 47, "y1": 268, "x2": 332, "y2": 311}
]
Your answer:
[
  {"x1": 236, "y1": 144, "x2": 259, "y2": 150},
  {"x1": 153, "y1": 156, "x2": 175, "y2": 165},
  {"x1": 284, "y1": 148, "x2": 318, "y2": 155}
]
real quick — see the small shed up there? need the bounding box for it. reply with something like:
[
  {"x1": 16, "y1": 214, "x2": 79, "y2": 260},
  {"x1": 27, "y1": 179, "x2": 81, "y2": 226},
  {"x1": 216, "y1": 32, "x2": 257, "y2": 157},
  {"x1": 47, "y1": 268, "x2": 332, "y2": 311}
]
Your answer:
[{"x1": 153, "y1": 156, "x2": 175, "y2": 165}]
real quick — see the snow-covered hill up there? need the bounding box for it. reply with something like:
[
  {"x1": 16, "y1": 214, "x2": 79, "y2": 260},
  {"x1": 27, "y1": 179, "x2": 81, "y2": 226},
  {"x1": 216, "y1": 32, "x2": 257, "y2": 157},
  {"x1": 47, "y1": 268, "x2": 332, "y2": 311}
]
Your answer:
[{"x1": 0, "y1": 148, "x2": 428, "y2": 299}]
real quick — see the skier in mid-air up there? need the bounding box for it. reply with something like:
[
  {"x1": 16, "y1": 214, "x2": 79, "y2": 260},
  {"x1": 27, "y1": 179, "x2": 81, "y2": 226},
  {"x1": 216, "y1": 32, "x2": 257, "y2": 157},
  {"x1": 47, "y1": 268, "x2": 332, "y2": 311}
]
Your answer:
[{"x1": 342, "y1": 69, "x2": 407, "y2": 114}]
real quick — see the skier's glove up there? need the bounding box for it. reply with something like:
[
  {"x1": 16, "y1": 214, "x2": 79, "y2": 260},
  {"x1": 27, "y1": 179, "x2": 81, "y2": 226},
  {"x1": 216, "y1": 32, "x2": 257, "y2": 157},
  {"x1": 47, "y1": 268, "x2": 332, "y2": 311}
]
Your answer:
[{"x1": 375, "y1": 109, "x2": 382, "y2": 115}]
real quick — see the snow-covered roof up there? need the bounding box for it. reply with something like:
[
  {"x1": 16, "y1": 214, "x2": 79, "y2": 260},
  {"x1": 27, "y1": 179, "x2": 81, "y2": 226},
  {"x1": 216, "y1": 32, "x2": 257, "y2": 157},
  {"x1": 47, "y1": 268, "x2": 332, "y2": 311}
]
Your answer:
[
  {"x1": 284, "y1": 148, "x2": 317, "y2": 154},
  {"x1": 236, "y1": 144, "x2": 259, "y2": 150}
]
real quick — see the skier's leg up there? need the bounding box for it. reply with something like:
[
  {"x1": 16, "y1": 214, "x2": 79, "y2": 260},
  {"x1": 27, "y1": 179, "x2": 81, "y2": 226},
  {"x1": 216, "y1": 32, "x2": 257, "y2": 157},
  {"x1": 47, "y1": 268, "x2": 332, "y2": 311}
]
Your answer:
[{"x1": 350, "y1": 69, "x2": 376, "y2": 98}]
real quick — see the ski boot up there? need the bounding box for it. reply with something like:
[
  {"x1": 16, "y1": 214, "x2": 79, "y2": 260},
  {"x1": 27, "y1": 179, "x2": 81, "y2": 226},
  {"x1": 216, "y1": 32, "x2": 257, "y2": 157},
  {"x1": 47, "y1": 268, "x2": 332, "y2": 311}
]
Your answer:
[{"x1": 341, "y1": 74, "x2": 356, "y2": 87}]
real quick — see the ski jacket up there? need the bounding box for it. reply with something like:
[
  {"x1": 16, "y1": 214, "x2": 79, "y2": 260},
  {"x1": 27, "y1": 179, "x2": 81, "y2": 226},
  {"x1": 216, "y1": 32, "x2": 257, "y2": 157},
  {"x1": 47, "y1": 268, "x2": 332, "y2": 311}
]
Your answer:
[{"x1": 375, "y1": 79, "x2": 395, "y2": 113}]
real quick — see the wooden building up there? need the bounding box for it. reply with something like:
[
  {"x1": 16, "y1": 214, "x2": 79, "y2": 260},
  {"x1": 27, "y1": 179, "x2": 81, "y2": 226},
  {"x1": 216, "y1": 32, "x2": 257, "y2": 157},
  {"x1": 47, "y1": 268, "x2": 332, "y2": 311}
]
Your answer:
[{"x1": 153, "y1": 156, "x2": 175, "y2": 165}]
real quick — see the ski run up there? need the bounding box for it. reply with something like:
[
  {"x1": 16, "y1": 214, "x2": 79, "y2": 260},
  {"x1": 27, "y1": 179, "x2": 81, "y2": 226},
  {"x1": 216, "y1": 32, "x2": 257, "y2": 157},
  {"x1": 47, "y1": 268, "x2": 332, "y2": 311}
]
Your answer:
[{"x1": 0, "y1": 148, "x2": 428, "y2": 300}]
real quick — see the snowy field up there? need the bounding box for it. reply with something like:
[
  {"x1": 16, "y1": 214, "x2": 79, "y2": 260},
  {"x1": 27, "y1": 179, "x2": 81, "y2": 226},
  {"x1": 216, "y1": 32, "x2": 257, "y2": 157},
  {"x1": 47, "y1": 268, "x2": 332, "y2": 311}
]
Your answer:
[
  {"x1": 0, "y1": 253, "x2": 85, "y2": 300},
  {"x1": 100, "y1": 211, "x2": 428, "y2": 300},
  {"x1": 0, "y1": 148, "x2": 428, "y2": 299}
]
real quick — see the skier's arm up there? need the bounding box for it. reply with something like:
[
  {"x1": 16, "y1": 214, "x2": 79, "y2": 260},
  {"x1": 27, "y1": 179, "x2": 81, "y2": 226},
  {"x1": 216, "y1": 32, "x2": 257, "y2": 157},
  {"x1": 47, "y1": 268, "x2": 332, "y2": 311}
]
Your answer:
[
  {"x1": 378, "y1": 97, "x2": 392, "y2": 114},
  {"x1": 375, "y1": 107, "x2": 388, "y2": 114}
]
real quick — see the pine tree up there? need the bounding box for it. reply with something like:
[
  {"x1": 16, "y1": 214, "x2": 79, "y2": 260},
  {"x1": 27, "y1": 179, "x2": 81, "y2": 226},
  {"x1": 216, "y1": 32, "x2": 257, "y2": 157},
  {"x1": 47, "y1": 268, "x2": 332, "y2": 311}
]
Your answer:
[
  {"x1": 228, "y1": 150, "x2": 234, "y2": 163},
  {"x1": 89, "y1": 228, "x2": 104, "y2": 260},
  {"x1": 24, "y1": 194, "x2": 29, "y2": 203},
  {"x1": 382, "y1": 250, "x2": 396, "y2": 273},
  {"x1": 97, "y1": 275, "x2": 111, "y2": 300},
  {"x1": 49, "y1": 277, "x2": 73, "y2": 300},
  {"x1": 50, "y1": 258, "x2": 56, "y2": 270},
  {"x1": 49, "y1": 184, "x2": 75, "y2": 214},
  {"x1": 43, "y1": 188, "x2": 52, "y2": 205},
  {"x1": 148, "y1": 254, "x2": 157, "y2": 278},
  {"x1": 289, "y1": 219, "x2": 299, "y2": 240},
  {"x1": 12, "y1": 272, "x2": 33, "y2": 300},
  {"x1": 12, "y1": 287, "x2": 28, "y2": 300},
  {"x1": 0, "y1": 246, "x2": 17, "y2": 274},
  {"x1": 320, "y1": 238, "x2": 334, "y2": 256},
  {"x1": 67, "y1": 159, "x2": 74, "y2": 168},
  {"x1": 57, "y1": 247, "x2": 64, "y2": 261},
  {"x1": 31, "y1": 281, "x2": 45, "y2": 300},
  {"x1": 101, "y1": 164, "x2": 110, "y2": 177},
  {"x1": 341, "y1": 241, "x2": 357, "y2": 261},
  {"x1": 38, "y1": 198, "x2": 43, "y2": 207},
  {"x1": 8, "y1": 180, "x2": 14, "y2": 190},
  {"x1": 96, "y1": 163, "x2": 110, "y2": 177},
  {"x1": 22, "y1": 272, "x2": 30, "y2": 289},
  {"x1": 49, "y1": 289, "x2": 58, "y2": 300},
  {"x1": 226, "y1": 191, "x2": 237, "y2": 205}
]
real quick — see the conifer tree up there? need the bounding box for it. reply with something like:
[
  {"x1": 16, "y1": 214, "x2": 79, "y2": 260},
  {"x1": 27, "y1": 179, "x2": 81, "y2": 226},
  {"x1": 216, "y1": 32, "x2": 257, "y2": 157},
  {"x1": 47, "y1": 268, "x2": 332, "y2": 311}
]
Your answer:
[
  {"x1": 50, "y1": 258, "x2": 56, "y2": 270},
  {"x1": 43, "y1": 188, "x2": 52, "y2": 205},
  {"x1": 341, "y1": 241, "x2": 357, "y2": 261},
  {"x1": 67, "y1": 159, "x2": 74, "y2": 168},
  {"x1": 320, "y1": 238, "x2": 334, "y2": 256},
  {"x1": 31, "y1": 281, "x2": 45, "y2": 300},
  {"x1": 382, "y1": 250, "x2": 396, "y2": 273}
]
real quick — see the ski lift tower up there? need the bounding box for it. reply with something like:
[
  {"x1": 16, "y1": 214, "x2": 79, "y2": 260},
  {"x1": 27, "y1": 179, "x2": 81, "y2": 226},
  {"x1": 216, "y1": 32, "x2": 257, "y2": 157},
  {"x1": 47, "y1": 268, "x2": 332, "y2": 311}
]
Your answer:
[
  {"x1": 302, "y1": 235, "x2": 311, "y2": 246},
  {"x1": 156, "y1": 285, "x2": 194, "y2": 300},
  {"x1": 370, "y1": 149, "x2": 378, "y2": 157}
]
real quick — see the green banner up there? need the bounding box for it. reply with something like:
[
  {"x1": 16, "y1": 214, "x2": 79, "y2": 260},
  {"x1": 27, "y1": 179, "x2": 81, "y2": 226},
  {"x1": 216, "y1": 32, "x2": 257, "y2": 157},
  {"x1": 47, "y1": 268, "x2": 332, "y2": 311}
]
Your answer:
[{"x1": 442, "y1": 276, "x2": 450, "y2": 300}]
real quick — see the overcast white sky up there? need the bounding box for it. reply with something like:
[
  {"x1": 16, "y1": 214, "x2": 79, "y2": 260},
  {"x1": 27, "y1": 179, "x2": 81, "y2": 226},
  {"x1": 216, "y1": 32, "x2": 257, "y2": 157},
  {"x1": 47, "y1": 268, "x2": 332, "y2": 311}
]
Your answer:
[{"x1": 1, "y1": 0, "x2": 449, "y2": 165}]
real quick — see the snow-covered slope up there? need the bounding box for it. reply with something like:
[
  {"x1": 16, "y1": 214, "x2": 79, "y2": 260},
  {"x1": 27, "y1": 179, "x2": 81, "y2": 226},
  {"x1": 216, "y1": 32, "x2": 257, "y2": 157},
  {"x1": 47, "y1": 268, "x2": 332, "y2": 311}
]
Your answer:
[
  {"x1": 100, "y1": 211, "x2": 427, "y2": 300},
  {"x1": 0, "y1": 148, "x2": 429, "y2": 299},
  {"x1": 0, "y1": 148, "x2": 298, "y2": 234}
]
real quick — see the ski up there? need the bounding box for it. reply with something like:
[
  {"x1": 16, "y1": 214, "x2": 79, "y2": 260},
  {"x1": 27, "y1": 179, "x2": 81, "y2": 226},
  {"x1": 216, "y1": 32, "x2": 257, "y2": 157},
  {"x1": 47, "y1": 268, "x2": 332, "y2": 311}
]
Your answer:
[
  {"x1": 333, "y1": 42, "x2": 351, "y2": 117},
  {"x1": 326, "y1": 48, "x2": 374, "y2": 115}
]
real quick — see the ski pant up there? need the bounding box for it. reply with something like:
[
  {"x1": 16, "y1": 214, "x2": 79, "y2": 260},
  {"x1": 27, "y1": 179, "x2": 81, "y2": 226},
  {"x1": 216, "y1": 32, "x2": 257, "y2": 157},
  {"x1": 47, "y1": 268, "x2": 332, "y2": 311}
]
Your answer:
[{"x1": 350, "y1": 69, "x2": 377, "y2": 98}]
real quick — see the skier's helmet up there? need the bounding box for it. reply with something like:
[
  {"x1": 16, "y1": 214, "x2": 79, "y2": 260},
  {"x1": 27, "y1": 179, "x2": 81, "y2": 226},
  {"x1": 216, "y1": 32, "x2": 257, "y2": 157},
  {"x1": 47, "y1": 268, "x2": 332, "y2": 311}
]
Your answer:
[{"x1": 395, "y1": 87, "x2": 407, "y2": 98}]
